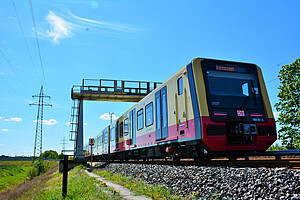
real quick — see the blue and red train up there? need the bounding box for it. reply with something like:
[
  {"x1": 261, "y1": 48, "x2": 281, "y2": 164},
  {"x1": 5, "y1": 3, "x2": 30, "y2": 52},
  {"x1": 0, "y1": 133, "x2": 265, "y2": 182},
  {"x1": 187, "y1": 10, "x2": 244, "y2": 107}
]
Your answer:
[{"x1": 88, "y1": 58, "x2": 277, "y2": 160}]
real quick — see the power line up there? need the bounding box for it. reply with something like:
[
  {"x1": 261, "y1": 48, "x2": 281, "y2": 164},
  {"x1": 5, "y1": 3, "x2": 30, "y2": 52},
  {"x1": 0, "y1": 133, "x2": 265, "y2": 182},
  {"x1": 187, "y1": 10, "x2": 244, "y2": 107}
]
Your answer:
[
  {"x1": 270, "y1": 95, "x2": 278, "y2": 99},
  {"x1": 267, "y1": 82, "x2": 280, "y2": 89},
  {"x1": 11, "y1": 0, "x2": 42, "y2": 85},
  {"x1": 0, "y1": 49, "x2": 32, "y2": 95},
  {"x1": 0, "y1": 75, "x2": 25, "y2": 101},
  {"x1": 263, "y1": 53, "x2": 300, "y2": 85},
  {"x1": 266, "y1": 77, "x2": 278, "y2": 84},
  {"x1": 264, "y1": 52, "x2": 300, "y2": 73},
  {"x1": 28, "y1": 0, "x2": 49, "y2": 94}
]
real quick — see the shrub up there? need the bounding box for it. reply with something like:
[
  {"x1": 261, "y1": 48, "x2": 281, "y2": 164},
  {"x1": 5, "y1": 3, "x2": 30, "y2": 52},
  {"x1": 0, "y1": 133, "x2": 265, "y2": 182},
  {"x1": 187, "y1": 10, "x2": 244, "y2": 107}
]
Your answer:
[
  {"x1": 32, "y1": 159, "x2": 46, "y2": 175},
  {"x1": 267, "y1": 143, "x2": 285, "y2": 151},
  {"x1": 27, "y1": 167, "x2": 38, "y2": 180},
  {"x1": 40, "y1": 150, "x2": 59, "y2": 159}
]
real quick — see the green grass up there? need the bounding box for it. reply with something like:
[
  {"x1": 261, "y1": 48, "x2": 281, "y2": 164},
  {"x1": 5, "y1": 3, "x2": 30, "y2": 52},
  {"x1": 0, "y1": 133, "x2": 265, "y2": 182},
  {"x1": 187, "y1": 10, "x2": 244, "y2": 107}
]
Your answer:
[
  {"x1": 93, "y1": 169, "x2": 195, "y2": 200},
  {"x1": 19, "y1": 165, "x2": 122, "y2": 200},
  {"x1": 43, "y1": 160, "x2": 58, "y2": 171},
  {"x1": 267, "y1": 143, "x2": 285, "y2": 151},
  {"x1": 0, "y1": 161, "x2": 32, "y2": 192},
  {"x1": 0, "y1": 161, "x2": 58, "y2": 192}
]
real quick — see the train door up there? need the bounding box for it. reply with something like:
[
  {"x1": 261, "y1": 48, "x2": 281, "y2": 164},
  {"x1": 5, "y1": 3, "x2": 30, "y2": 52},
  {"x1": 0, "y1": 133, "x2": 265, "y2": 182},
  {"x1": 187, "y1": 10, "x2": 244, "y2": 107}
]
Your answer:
[
  {"x1": 104, "y1": 130, "x2": 108, "y2": 154},
  {"x1": 115, "y1": 121, "x2": 119, "y2": 149},
  {"x1": 176, "y1": 76, "x2": 187, "y2": 131},
  {"x1": 100, "y1": 134, "x2": 103, "y2": 154},
  {"x1": 108, "y1": 126, "x2": 110, "y2": 154},
  {"x1": 110, "y1": 125, "x2": 114, "y2": 153},
  {"x1": 130, "y1": 109, "x2": 136, "y2": 145},
  {"x1": 155, "y1": 86, "x2": 168, "y2": 140},
  {"x1": 96, "y1": 135, "x2": 100, "y2": 154},
  {"x1": 119, "y1": 121, "x2": 124, "y2": 149}
]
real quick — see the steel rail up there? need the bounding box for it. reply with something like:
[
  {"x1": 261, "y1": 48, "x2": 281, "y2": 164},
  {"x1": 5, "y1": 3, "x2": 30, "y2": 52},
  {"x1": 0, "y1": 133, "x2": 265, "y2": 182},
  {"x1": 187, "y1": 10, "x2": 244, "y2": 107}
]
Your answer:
[{"x1": 92, "y1": 157, "x2": 300, "y2": 169}]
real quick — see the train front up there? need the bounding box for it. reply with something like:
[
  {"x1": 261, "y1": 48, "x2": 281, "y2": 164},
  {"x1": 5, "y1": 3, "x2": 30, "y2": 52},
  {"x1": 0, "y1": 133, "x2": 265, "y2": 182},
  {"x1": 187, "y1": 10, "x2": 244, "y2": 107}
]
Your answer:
[{"x1": 191, "y1": 58, "x2": 277, "y2": 155}]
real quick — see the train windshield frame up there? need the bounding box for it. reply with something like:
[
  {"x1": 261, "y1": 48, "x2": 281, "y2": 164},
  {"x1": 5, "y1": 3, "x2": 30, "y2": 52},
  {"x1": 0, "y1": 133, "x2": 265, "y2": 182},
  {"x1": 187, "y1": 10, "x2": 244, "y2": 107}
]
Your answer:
[
  {"x1": 206, "y1": 70, "x2": 260, "y2": 98},
  {"x1": 201, "y1": 59, "x2": 265, "y2": 112}
]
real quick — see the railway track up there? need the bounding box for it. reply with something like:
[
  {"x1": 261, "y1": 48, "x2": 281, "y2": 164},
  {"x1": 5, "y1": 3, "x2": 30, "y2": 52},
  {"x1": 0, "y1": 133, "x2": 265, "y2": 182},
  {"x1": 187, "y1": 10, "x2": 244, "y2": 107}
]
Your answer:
[
  {"x1": 97, "y1": 158, "x2": 300, "y2": 169},
  {"x1": 93, "y1": 158, "x2": 300, "y2": 199},
  {"x1": 91, "y1": 150, "x2": 300, "y2": 169}
]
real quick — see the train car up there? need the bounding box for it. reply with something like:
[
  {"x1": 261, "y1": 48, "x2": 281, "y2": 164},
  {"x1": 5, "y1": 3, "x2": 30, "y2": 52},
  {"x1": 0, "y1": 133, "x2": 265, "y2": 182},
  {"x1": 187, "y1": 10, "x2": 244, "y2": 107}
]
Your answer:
[
  {"x1": 91, "y1": 58, "x2": 276, "y2": 161},
  {"x1": 92, "y1": 126, "x2": 110, "y2": 159}
]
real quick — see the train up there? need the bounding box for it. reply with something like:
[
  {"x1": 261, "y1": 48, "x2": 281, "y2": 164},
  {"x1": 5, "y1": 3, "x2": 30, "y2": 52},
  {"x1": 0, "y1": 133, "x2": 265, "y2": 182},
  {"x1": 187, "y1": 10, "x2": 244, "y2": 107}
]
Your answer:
[{"x1": 86, "y1": 58, "x2": 277, "y2": 161}]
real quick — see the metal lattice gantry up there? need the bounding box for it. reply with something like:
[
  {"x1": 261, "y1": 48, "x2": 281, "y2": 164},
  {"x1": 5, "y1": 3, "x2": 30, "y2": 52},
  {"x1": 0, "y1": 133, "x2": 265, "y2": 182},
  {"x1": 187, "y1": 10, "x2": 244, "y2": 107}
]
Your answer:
[
  {"x1": 30, "y1": 85, "x2": 52, "y2": 157},
  {"x1": 69, "y1": 79, "x2": 162, "y2": 160},
  {"x1": 71, "y1": 79, "x2": 162, "y2": 102}
]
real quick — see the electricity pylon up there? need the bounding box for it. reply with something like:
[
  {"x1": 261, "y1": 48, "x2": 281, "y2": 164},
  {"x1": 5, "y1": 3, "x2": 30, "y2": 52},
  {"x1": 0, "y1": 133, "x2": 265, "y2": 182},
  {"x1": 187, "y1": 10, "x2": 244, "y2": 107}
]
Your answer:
[
  {"x1": 60, "y1": 136, "x2": 68, "y2": 153},
  {"x1": 30, "y1": 85, "x2": 52, "y2": 157}
]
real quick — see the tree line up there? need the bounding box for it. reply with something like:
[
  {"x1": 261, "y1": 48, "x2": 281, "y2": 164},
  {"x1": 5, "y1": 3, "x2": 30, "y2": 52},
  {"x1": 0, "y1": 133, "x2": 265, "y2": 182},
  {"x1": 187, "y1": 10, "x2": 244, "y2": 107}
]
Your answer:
[{"x1": 275, "y1": 58, "x2": 300, "y2": 149}]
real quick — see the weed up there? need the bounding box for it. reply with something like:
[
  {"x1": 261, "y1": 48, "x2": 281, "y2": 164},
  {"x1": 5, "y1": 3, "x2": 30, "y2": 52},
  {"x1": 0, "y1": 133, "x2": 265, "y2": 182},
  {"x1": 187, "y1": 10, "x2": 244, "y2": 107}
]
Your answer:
[
  {"x1": 94, "y1": 169, "x2": 189, "y2": 200},
  {"x1": 0, "y1": 161, "x2": 58, "y2": 192},
  {"x1": 19, "y1": 166, "x2": 122, "y2": 200}
]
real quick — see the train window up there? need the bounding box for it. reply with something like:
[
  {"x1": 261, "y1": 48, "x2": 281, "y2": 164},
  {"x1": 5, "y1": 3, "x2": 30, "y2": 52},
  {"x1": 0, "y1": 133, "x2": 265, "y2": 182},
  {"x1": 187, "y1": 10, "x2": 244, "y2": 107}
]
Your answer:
[
  {"x1": 124, "y1": 118, "x2": 129, "y2": 136},
  {"x1": 110, "y1": 126, "x2": 115, "y2": 141},
  {"x1": 104, "y1": 131, "x2": 107, "y2": 144},
  {"x1": 137, "y1": 108, "x2": 144, "y2": 130},
  {"x1": 97, "y1": 135, "x2": 100, "y2": 148},
  {"x1": 145, "y1": 102, "x2": 153, "y2": 127},
  {"x1": 178, "y1": 77, "x2": 183, "y2": 95},
  {"x1": 120, "y1": 122, "x2": 124, "y2": 138},
  {"x1": 130, "y1": 109, "x2": 136, "y2": 145},
  {"x1": 242, "y1": 83, "x2": 249, "y2": 96}
]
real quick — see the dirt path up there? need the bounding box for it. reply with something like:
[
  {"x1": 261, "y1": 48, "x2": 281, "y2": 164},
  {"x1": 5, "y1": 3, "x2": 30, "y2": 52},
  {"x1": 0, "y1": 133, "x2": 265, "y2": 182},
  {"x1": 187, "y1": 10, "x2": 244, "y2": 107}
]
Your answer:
[
  {"x1": 0, "y1": 165, "x2": 58, "y2": 200},
  {"x1": 85, "y1": 169, "x2": 152, "y2": 200}
]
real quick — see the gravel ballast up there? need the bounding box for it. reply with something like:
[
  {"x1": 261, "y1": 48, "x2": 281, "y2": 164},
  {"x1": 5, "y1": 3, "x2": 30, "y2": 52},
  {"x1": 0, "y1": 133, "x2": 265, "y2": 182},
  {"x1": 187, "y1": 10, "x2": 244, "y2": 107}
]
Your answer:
[{"x1": 96, "y1": 162, "x2": 300, "y2": 199}]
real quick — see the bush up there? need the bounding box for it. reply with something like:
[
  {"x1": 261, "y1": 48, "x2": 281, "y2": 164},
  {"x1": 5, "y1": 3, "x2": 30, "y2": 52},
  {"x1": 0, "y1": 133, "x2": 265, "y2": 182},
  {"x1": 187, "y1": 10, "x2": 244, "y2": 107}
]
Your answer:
[
  {"x1": 33, "y1": 159, "x2": 46, "y2": 175},
  {"x1": 27, "y1": 159, "x2": 46, "y2": 179},
  {"x1": 40, "y1": 150, "x2": 59, "y2": 159},
  {"x1": 267, "y1": 143, "x2": 285, "y2": 151},
  {"x1": 27, "y1": 167, "x2": 38, "y2": 180}
]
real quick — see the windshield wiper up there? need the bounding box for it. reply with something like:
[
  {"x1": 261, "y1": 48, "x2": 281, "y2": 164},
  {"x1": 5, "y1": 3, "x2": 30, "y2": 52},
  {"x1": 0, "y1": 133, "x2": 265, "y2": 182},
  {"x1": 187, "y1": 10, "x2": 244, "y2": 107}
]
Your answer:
[
  {"x1": 239, "y1": 79, "x2": 256, "y2": 109},
  {"x1": 251, "y1": 79, "x2": 257, "y2": 106}
]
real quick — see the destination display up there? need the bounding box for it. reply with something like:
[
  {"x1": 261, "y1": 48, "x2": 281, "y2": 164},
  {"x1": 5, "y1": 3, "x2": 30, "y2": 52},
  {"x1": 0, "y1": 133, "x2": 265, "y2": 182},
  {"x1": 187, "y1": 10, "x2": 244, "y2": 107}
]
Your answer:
[{"x1": 216, "y1": 65, "x2": 247, "y2": 73}]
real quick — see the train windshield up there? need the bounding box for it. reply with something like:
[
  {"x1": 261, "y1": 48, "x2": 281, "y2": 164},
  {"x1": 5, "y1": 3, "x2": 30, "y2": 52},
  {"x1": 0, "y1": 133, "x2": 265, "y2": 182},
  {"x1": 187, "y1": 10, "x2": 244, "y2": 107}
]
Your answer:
[
  {"x1": 207, "y1": 71, "x2": 259, "y2": 97},
  {"x1": 205, "y1": 70, "x2": 263, "y2": 110}
]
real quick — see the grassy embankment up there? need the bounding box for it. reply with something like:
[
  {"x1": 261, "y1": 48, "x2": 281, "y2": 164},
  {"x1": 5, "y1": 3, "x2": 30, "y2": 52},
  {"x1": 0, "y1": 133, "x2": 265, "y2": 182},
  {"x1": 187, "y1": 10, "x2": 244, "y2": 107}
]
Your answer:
[
  {"x1": 19, "y1": 165, "x2": 122, "y2": 200},
  {"x1": 93, "y1": 169, "x2": 196, "y2": 200},
  {"x1": 1, "y1": 161, "x2": 193, "y2": 199},
  {"x1": 18, "y1": 165, "x2": 193, "y2": 199},
  {"x1": 0, "y1": 161, "x2": 56, "y2": 192}
]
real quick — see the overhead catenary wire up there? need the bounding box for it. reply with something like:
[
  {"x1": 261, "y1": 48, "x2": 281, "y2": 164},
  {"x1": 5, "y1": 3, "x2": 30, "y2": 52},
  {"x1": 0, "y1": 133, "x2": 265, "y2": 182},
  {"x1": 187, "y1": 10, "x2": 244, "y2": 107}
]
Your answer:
[
  {"x1": 28, "y1": 0, "x2": 58, "y2": 122},
  {"x1": 28, "y1": 0, "x2": 49, "y2": 94},
  {"x1": 263, "y1": 53, "x2": 300, "y2": 86},
  {"x1": 0, "y1": 49, "x2": 32, "y2": 95},
  {"x1": 266, "y1": 77, "x2": 278, "y2": 84},
  {"x1": 266, "y1": 84, "x2": 279, "y2": 91},
  {"x1": 270, "y1": 94, "x2": 278, "y2": 101},
  {"x1": 0, "y1": 75, "x2": 26, "y2": 101},
  {"x1": 11, "y1": 0, "x2": 43, "y2": 86},
  {"x1": 264, "y1": 52, "x2": 300, "y2": 73}
]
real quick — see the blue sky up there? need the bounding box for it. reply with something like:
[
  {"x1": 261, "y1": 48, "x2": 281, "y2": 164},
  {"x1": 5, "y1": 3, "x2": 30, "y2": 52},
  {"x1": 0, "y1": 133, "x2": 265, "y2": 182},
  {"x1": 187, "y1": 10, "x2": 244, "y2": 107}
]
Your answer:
[{"x1": 0, "y1": 0, "x2": 299, "y2": 156}]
